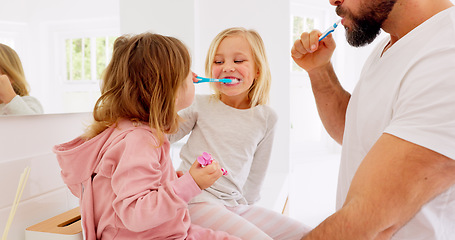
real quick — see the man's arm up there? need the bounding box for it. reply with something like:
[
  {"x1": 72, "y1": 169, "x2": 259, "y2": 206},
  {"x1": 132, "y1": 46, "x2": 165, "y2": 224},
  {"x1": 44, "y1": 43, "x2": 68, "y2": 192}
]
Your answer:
[
  {"x1": 302, "y1": 133, "x2": 455, "y2": 239},
  {"x1": 307, "y1": 63, "x2": 350, "y2": 144},
  {"x1": 292, "y1": 31, "x2": 350, "y2": 144}
]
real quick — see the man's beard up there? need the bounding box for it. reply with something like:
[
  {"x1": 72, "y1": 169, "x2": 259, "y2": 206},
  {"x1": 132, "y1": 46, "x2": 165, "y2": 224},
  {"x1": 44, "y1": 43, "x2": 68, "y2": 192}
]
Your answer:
[{"x1": 337, "y1": 0, "x2": 397, "y2": 47}]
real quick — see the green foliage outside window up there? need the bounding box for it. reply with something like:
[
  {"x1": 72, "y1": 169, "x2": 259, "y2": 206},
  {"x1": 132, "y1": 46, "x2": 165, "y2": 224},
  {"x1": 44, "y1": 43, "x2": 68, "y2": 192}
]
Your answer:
[{"x1": 66, "y1": 36, "x2": 117, "y2": 81}]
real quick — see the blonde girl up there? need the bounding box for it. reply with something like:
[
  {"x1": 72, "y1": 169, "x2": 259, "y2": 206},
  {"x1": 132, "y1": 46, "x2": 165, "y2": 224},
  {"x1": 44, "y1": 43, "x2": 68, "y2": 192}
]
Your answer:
[
  {"x1": 54, "y1": 32, "x2": 239, "y2": 240},
  {"x1": 0, "y1": 43, "x2": 43, "y2": 115},
  {"x1": 170, "y1": 27, "x2": 311, "y2": 240}
]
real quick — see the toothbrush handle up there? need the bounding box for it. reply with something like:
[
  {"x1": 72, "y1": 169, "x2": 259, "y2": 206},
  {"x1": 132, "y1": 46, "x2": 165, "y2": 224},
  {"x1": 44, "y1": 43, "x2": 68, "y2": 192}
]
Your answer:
[
  {"x1": 195, "y1": 76, "x2": 231, "y2": 84},
  {"x1": 319, "y1": 29, "x2": 335, "y2": 41},
  {"x1": 319, "y1": 20, "x2": 341, "y2": 42},
  {"x1": 195, "y1": 76, "x2": 208, "y2": 84}
]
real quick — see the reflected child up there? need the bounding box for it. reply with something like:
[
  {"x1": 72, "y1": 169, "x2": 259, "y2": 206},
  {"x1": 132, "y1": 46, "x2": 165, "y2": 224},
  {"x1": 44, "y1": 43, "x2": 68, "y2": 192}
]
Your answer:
[
  {"x1": 0, "y1": 43, "x2": 43, "y2": 115},
  {"x1": 170, "y1": 27, "x2": 311, "y2": 240}
]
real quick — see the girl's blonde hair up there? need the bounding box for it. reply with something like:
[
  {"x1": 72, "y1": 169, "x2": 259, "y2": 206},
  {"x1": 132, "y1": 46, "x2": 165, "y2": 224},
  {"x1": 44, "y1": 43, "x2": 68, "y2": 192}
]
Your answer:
[
  {"x1": 0, "y1": 43, "x2": 29, "y2": 96},
  {"x1": 205, "y1": 27, "x2": 271, "y2": 107},
  {"x1": 83, "y1": 33, "x2": 191, "y2": 145}
]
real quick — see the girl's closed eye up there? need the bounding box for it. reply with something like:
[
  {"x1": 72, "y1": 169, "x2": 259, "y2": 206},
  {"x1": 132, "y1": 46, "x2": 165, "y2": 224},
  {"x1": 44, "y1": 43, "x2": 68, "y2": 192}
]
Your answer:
[
  {"x1": 214, "y1": 60, "x2": 224, "y2": 64},
  {"x1": 234, "y1": 60, "x2": 245, "y2": 63}
]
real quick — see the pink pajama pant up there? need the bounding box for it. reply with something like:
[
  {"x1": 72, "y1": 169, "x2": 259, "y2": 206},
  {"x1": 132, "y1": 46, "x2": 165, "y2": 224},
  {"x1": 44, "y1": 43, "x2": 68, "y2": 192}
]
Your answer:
[{"x1": 188, "y1": 202, "x2": 311, "y2": 240}]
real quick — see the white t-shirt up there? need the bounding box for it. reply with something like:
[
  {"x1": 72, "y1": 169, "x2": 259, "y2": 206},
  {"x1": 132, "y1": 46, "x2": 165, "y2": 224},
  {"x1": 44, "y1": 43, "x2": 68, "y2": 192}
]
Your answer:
[
  {"x1": 338, "y1": 7, "x2": 455, "y2": 239},
  {"x1": 169, "y1": 95, "x2": 278, "y2": 206},
  {"x1": 0, "y1": 95, "x2": 43, "y2": 115}
]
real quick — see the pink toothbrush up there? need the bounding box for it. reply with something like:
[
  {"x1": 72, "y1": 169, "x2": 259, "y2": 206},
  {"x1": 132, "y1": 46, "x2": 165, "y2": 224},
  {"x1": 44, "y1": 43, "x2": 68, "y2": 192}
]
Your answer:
[{"x1": 197, "y1": 152, "x2": 228, "y2": 175}]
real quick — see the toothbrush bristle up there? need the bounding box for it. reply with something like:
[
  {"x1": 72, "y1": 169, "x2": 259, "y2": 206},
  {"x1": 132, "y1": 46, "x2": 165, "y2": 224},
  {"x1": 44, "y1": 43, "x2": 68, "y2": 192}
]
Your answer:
[{"x1": 335, "y1": 19, "x2": 341, "y2": 27}]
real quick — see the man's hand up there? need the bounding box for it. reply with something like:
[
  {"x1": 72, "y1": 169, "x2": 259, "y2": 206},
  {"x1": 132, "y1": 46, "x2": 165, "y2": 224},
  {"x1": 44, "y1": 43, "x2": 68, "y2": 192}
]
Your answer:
[{"x1": 291, "y1": 30, "x2": 337, "y2": 73}]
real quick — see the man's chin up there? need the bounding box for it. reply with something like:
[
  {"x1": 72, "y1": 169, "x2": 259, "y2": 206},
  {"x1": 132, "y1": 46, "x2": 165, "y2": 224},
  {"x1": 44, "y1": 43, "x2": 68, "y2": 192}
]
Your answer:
[{"x1": 346, "y1": 28, "x2": 381, "y2": 47}]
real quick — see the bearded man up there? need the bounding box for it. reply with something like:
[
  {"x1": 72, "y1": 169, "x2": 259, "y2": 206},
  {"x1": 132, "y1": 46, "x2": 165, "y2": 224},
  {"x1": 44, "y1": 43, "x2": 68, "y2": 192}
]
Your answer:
[{"x1": 292, "y1": 0, "x2": 455, "y2": 239}]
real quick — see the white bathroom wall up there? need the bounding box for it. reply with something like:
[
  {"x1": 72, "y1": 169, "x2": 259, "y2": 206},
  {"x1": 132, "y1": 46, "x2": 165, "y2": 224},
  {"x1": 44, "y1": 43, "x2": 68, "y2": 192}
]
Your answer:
[
  {"x1": 119, "y1": 0, "x2": 291, "y2": 211},
  {"x1": 0, "y1": 113, "x2": 91, "y2": 240}
]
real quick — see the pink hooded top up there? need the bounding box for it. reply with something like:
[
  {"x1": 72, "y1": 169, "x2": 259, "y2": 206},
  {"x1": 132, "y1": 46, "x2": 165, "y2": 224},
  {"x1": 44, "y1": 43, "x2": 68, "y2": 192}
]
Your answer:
[{"x1": 53, "y1": 119, "x2": 238, "y2": 240}]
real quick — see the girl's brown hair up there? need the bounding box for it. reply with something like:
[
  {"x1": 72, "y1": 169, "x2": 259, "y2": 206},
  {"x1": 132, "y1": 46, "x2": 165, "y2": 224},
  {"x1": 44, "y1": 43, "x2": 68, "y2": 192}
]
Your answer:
[
  {"x1": 83, "y1": 33, "x2": 191, "y2": 145},
  {"x1": 0, "y1": 43, "x2": 29, "y2": 96}
]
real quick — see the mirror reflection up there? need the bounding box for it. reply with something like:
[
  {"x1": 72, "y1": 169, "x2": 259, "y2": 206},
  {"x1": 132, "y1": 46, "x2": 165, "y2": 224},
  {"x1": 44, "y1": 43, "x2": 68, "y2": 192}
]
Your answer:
[
  {"x1": 0, "y1": 43, "x2": 43, "y2": 115},
  {"x1": 0, "y1": 0, "x2": 120, "y2": 114}
]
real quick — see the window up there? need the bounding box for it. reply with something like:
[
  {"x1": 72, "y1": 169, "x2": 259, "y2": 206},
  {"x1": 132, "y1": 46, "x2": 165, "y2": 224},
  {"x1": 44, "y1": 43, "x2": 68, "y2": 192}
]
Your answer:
[
  {"x1": 48, "y1": 18, "x2": 120, "y2": 113},
  {"x1": 65, "y1": 36, "x2": 116, "y2": 82},
  {"x1": 59, "y1": 35, "x2": 117, "y2": 113}
]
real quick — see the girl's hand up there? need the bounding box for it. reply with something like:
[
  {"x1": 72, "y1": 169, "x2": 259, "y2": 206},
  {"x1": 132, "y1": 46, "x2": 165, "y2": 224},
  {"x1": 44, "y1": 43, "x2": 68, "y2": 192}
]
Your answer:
[
  {"x1": 188, "y1": 158, "x2": 223, "y2": 190},
  {"x1": 291, "y1": 29, "x2": 337, "y2": 73},
  {"x1": 192, "y1": 72, "x2": 199, "y2": 83},
  {"x1": 0, "y1": 74, "x2": 17, "y2": 103}
]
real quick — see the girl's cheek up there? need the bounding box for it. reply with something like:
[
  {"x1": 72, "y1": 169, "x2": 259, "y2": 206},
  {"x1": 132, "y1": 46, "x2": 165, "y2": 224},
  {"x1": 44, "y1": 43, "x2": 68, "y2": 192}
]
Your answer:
[{"x1": 211, "y1": 66, "x2": 222, "y2": 78}]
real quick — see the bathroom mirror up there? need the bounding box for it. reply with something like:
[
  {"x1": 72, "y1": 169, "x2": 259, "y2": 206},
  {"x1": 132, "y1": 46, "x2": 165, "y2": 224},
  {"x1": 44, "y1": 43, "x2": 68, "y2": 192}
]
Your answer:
[
  {"x1": 0, "y1": 0, "x2": 120, "y2": 115},
  {"x1": 1, "y1": 0, "x2": 323, "y2": 116}
]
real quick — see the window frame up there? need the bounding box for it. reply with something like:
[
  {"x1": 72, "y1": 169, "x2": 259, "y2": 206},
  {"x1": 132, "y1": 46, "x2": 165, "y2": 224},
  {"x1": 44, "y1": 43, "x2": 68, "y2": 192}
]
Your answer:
[{"x1": 49, "y1": 18, "x2": 120, "y2": 112}]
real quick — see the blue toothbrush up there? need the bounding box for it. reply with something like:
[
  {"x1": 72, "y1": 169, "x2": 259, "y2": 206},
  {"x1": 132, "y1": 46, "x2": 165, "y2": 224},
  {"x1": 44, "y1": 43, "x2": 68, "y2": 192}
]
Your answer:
[
  {"x1": 319, "y1": 19, "x2": 342, "y2": 41},
  {"x1": 195, "y1": 76, "x2": 232, "y2": 84}
]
